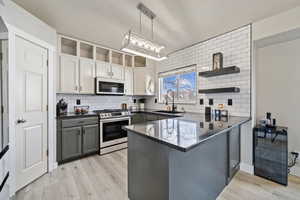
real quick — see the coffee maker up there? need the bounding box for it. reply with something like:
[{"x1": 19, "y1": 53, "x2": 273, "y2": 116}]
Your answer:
[{"x1": 56, "y1": 98, "x2": 68, "y2": 116}]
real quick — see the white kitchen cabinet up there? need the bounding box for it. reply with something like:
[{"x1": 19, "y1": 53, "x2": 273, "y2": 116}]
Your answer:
[
  {"x1": 145, "y1": 74, "x2": 155, "y2": 95},
  {"x1": 124, "y1": 67, "x2": 133, "y2": 95},
  {"x1": 59, "y1": 55, "x2": 79, "y2": 93},
  {"x1": 96, "y1": 61, "x2": 124, "y2": 80},
  {"x1": 111, "y1": 63, "x2": 124, "y2": 80},
  {"x1": 79, "y1": 58, "x2": 95, "y2": 94},
  {"x1": 58, "y1": 55, "x2": 95, "y2": 94},
  {"x1": 133, "y1": 60, "x2": 155, "y2": 96},
  {"x1": 96, "y1": 61, "x2": 111, "y2": 79}
]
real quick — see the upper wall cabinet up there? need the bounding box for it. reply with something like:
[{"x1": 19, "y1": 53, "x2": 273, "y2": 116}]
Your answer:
[
  {"x1": 111, "y1": 64, "x2": 124, "y2": 80},
  {"x1": 110, "y1": 51, "x2": 124, "y2": 80},
  {"x1": 79, "y1": 59, "x2": 95, "y2": 94},
  {"x1": 134, "y1": 56, "x2": 146, "y2": 67},
  {"x1": 125, "y1": 55, "x2": 133, "y2": 67},
  {"x1": 60, "y1": 37, "x2": 77, "y2": 56},
  {"x1": 58, "y1": 36, "x2": 95, "y2": 94},
  {"x1": 96, "y1": 60, "x2": 111, "y2": 79},
  {"x1": 96, "y1": 47, "x2": 110, "y2": 62},
  {"x1": 124, "y1": 67, "x2": 133, "y2": 95},
  {"x1": 58, "y1": 55, "x2": 95, "y2": 94},
  {"x1": 133, "y1": 59, "x2": 155, "y2": 96},
  {"x1": 57, "y1": 34, "x2": 154, "y2": 95},
  {"x1": 59, "y1": 55, "x2": 79, "y2": 93},
  {"x1": 80, "y1": 42, "x2": 94, "y2": 59},
  {"x1": 111, "y1": 51, "x2": 123, "y2": 65}
]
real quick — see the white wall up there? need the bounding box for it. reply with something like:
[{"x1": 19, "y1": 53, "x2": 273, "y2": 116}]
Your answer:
[
  {"x1": 256, "y1": 37, "x2": 300, "y2": 159},
  {"x1": 0, "y1": 0, "x2": 56, "y2": 46},
  {"x1": 253, "y1": 6, "x2": 300, "y2": 41}
]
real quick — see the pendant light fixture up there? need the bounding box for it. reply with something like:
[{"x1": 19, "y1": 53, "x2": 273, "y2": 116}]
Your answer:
[{"x1": 121, "y1": 3, "x2": 167, "y2": 61}]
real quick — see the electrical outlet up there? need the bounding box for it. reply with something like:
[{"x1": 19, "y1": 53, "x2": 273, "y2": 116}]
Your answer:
[{"x1": 199, "y1": 99, "x2": 204, "y2": 105}]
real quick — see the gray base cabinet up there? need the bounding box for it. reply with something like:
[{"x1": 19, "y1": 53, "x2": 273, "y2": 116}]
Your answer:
[
  {"x1": 57, "y1": 116, "x2": 99, "y2": 164},
  {"x1": 228, "y1": 126, "x2": 241, "y2": 182},
  {"x1": 83, "y1": 124, "x2": 100, "y2": 154},
  {"x1": 128, "y1": 130, "x2": 228, "y2": 200},
  {"x1": 62, "y1": 127, "x2": 82, "y2": 160}
]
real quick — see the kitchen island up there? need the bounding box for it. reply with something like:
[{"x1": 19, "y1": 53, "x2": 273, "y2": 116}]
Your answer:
[{"x1": 123, "y1": 112, "x2": 250, "y2": 200}]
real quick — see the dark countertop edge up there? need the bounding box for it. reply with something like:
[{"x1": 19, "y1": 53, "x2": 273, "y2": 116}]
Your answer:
[
  {"x1": 131, "y1": 110, "x2": 184, "y2": 117},
  {"x1": 123, "y1": 117, "x2": 251, "y2": 152},
  {"x1": 56, "y1": 109, "x2": 182, "y2": 119},
  {"x1": 56, "y1": 113, "x2": 99, "y2": 119}
]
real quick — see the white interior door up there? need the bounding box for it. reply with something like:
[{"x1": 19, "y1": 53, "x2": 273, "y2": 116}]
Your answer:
[
  {"x1": 0, "y1": 40, "x2": 3, "y2": 149},
  {"x1": 79, "y1": 58, "x2": 95, "y2": 94},
  {"x1": 1, "y1": 41, "x2": 8, "y2": 148},
  {"x1": 15, "y1": 36, "x2": 48, "y2": 191}
]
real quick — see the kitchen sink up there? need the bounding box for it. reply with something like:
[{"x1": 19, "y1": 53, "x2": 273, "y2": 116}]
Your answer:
[{"x1": 155, "y1": 110, "x2": 184, "y2": 114}]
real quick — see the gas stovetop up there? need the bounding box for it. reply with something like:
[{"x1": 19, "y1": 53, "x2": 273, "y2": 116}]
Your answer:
[{"x1": 93, "y1": 109, "x2": 131, "y2": 119}]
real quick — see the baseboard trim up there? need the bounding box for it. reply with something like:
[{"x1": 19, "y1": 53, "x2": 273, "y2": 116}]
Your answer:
[
  {"x1": 240, "y1": 162, "x2": 254, "y2": 174},
  {"x1": 290, "y1": 165, "x2": 300, "y2": 177},
  {"x1": 49, "y1": 162, "x2": 58, "y2": 172}
]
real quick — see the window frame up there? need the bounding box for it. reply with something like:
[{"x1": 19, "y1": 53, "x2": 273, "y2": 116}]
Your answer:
[{"x1": 158, "y1": 65, "x2": 197, "y2": 105}]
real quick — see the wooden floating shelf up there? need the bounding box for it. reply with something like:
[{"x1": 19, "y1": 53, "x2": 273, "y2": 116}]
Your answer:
[
  {"x1": 198, "y1": 87, "x2": 240, "y2": 94},
  {"x1": 198, "y1": 66, "x2": 240, "y2": 77}
]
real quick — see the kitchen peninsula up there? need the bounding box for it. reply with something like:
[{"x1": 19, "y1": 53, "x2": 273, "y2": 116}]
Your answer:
[{"x1": 124, "y1": 112, "x2": 250, "y2": 200}]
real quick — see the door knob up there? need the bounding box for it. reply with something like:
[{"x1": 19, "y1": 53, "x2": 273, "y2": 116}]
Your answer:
[{"x1": 17, "y1": 119, "x2": 27, "y2": 124}]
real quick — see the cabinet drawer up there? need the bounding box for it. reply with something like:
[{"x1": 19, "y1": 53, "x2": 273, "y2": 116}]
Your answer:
[{"x1": 62, "y1": 117, "x2": 98, "y2": 128}]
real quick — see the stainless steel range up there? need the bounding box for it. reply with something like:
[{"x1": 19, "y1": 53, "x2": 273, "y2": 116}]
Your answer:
[{"x1": 94, "y1": 109, "x2": 131, "y2": 155}]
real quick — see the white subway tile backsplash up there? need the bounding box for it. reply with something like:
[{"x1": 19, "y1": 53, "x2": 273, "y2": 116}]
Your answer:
[
  {"x1": 56, "y1": 94, "x2": 134, "y2": 113},
  {"x1": 147, "y1": 25, "x2": 251, "y2": 117}
]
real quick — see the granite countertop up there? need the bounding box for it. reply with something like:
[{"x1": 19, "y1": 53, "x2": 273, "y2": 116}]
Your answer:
[
  {"x1": 124, "y1": 112, "x2": 251, "y2": 152},
  {"x1": 57, "y1": 109, "x2": 183, "y2": 119}
]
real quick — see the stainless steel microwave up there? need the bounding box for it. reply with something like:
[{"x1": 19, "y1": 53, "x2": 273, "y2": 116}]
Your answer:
[{"x1": 95, "y1": 77, "x2": 125, "y2": 95}]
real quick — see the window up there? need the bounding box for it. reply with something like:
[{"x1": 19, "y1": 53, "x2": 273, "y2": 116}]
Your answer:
[{"x1": 159, "y1": 66, "x2": 197, "y2": 104}]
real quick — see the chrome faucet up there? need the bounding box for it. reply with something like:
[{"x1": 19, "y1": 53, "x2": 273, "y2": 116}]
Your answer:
[
  {"x1": 171, "y1": 92, "x2": 177, "y2": 112},
  {"x1": 165, "y1": 90, "x2": 177, "y2": 112}
]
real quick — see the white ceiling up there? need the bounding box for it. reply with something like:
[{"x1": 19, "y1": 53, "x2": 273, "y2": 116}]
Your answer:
[{"x1": 12, "y1": 0, "x2": 300, "y2": 54}]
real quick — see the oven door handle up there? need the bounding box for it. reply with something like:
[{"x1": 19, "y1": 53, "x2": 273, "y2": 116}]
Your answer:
[{"x1": 100, "y1": 117, "x2": 131, "y2": 123}]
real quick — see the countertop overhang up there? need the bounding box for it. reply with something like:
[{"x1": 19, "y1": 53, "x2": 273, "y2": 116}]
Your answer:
[{"x1": 124, "y1": 111, "x2": 251, "y2": 152}]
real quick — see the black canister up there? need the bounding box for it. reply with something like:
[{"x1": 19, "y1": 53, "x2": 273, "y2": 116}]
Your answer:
[{"x1": 205, "y1": 107, "x2": 211, "y2": 115}]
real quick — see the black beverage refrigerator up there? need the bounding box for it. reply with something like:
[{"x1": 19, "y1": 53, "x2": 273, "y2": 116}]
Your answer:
[{"x1": 253, "y1": 125, "x2": 288, "y2": 185}]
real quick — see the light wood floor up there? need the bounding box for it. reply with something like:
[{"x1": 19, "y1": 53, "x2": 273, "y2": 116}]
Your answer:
[{"x1": 16, "y1": 150, "x2": 300, "y2": 200}]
